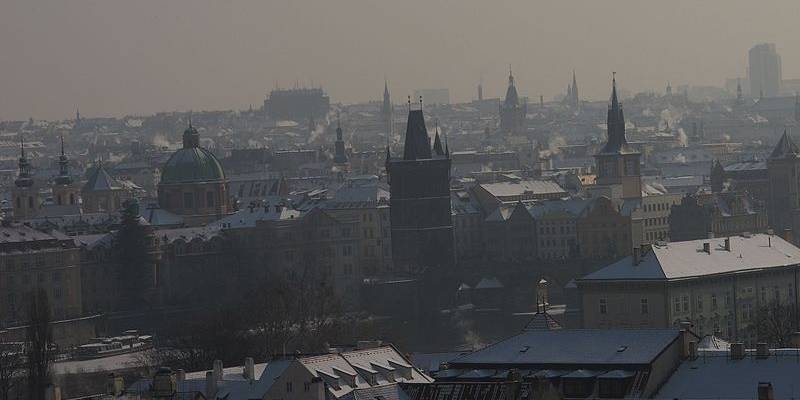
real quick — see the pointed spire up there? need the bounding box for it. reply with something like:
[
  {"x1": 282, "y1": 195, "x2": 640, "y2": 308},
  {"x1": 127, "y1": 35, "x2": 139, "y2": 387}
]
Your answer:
[
  {"x1": 15, "y1": 133, "x2": 33, "y2": 188},
  {"x1": 55, "y1": 134, "x2": 73, "y2": 185},
  {"x1": 770, "y1": 129, "x2": 800, "y2": 159},
  {"x1": 432, "y1": 120, "x2": 444, "y2": 156},
  {"x1": 599, "y1": 73, "x2": 632, "y2": 155},
  {"x1": 508, "y1": 64, "x2": 514, "y2": 86}
]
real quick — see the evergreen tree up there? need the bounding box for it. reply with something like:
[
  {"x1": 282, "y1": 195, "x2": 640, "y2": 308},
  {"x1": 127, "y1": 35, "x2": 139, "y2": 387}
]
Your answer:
[{"x1": 114, "y1": 199, "x2": 154, "y2": 310}]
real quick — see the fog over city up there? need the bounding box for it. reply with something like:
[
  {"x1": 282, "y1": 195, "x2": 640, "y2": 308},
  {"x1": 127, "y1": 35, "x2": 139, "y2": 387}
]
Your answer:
[
  {"x1": 5, "y1": 2, "x2": 800, "y2": 400},
  {"x1": 2, "y1": 0, "x2": 800, "y2": 120}
]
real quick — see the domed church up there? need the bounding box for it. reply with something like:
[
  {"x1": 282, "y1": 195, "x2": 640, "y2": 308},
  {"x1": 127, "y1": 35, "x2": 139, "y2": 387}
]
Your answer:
[{"x1": 157, "y1": 123, "x2": 231, "y2": 225}]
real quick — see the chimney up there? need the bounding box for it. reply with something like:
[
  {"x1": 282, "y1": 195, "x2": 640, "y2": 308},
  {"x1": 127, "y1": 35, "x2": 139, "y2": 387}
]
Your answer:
[
  {"x1": 633, "y1": 247, "x2": 641, "y2": 265},
  {"x1": 244, "y1": 357, "x2": 255, "y2": 381},
  {"x1": 44, "y1": 385, "x2": 61, "y2": 400},
  {"x1": 176, "y1": 369, "x2": 186, "y2": 382},
  {"x1": 791, "y1": 332, "x2": 800, "y2": 348},
  {"x1": 703, "y1": 242, "x2": 711, "y2": 254},
  {"x1": 756, "y1": 342, "x2": 769, "y2": 359},
  {"x1": 106, "y1": 372, "x2": 125, "y2": 396},
  {"x1": 206, "y1": 371, "x2": 217, "y2": 399},
  {"x1": 724, "y1": 237, "x2": 731, "y2": 251},
  {"x1": 758, "y1": 382, "x2": 774, "y2": 400},
  {"x1": 356, "y1": 340, "x2": 383, "y2": 350},
  {"x1": 152, "y1": 367, "x2": 177, "y2": 398},
  {"x1": 731, "y1": 342, "x2": 745, "y2": 360},
  {"x1": 688, "y1": 340, "x2": 698, "y2": 360},
  {"x1": 213, "y1": 359, "x2": 223, "y2": 382},
  {"x1": 783, "y1": 229, "x2": 794, "y2": 244}
]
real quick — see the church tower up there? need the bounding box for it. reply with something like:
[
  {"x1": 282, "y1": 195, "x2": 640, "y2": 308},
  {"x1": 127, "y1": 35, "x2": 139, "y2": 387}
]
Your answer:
[
  {"x1": 52, "y1": 135, "x2": 80, "y2": 207},
  {"x1": 499, "y1": 67, "x2": 527, "y2": 134},
  {"x1": 381, "y1": 80, "x2": 393, "y2": 137},
  {"x1": 386, "y1": 100, "x2": 453, "y2": 273},
  {"x1": 594, "y1": 75, "x2": 642, "y2": 200},
  {"x1": 767, "y1": 130, "x2": 800, "y2": 237},
  {"x1": 333, "y1": 111, "x2": 348, "y2": 165},
  {"x1": 12, "y1": 135, "x2": 41, "y2": 220},
  {"x1": 570, "y1": 70, "x2": 580, "y2": 108}
]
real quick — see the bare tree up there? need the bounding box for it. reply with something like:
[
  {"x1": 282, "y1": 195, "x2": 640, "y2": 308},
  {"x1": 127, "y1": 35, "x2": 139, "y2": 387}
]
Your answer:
[
  {"x1": 25, "y1": 288, "x2": 52, "y2": 400},
  {"x1": 756, "y1": 301, "x2": 798, "y2": 347},
  {"x1": 0, "y1": 342, "x2": 24, "y2": 400}
]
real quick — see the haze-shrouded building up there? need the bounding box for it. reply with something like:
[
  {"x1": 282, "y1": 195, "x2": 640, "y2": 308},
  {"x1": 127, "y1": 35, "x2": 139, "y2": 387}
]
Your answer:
[
  {"x1": 748, "y1": 43, "x2": 782, "y2": 98},
  {"x1": 499, "y1": 70, "x2": 526, "y2": 134},
  {"x1": 264, "y1": 87, "x2": 330, "y2": 122},
  {"x1": 386, "y1": 107, "x2": 454, "y2": 273}
]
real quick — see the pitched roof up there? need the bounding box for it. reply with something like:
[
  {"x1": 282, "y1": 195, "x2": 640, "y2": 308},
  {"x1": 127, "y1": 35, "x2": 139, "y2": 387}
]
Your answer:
[
  {"x1": 656, "y1": 349, "x2": 800, "y2": 399},
  {"x1": 450, "y1": 329, "x2": 684, "y2": 367},
  {"x1": 769, "y1": 130, "x2": 800, "y2": 159},
  {"x1": 82, "y1": 164, "x2": 122, "y2": 192},
  {"x1": 522, "y1": 311, "x2": 563, "y2": 331},
  {"x1": 580, "y1": 234, "x2": 800, "y2": 281}
]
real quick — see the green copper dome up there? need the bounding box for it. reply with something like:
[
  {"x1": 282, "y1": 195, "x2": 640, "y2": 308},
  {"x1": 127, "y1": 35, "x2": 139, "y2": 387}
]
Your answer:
[{"x1": 159, "y1": 124, "x2": 225, "y2": 184}]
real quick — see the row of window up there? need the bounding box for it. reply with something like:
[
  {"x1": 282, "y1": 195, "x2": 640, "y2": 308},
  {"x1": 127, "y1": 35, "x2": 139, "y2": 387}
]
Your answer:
[{"x1": 599, "y1": 298, "x2": 649, "y2": 315}]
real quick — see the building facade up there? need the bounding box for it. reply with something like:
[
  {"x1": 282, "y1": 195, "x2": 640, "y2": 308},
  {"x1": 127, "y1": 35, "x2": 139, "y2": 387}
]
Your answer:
[{"x1": 578, "y1": 234, "x2": 800, "y2": 346}]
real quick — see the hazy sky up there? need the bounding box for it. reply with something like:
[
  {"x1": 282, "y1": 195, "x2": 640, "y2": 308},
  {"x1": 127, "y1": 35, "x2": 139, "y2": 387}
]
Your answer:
[{"x1": 1, "y1": 0, "x2": 798, "y2": 121}]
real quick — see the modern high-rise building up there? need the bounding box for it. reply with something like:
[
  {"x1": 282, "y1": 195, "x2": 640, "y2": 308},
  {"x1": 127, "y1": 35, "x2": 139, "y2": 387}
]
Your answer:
[
  {"x1": 748, "y1": 43, "x2": 782, "y2": 98},
  {"x1": 386, "y1": 106, "x2": 453, "y2": 273}
]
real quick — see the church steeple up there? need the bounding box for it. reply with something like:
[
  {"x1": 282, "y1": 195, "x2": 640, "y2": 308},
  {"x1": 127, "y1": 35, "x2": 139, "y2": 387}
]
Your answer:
[
  {"x1": 571, "y1": 70, "x2": 579, "y2": 107},
  {"x1": 432, "y1": 120, "x2": 445, "y2": 156},
  {"x1": 54, "y1": 134, "x2": 73, "y2": 185},
  {"x1": 15, "y1": 134, "x2": 33, "y2": 188},
  {"x1": 599, "y1": 73, "x2": 631, "y2": 154},
  {"x1": 382, "y1": 80, "x2": 393, "y2": 136}
]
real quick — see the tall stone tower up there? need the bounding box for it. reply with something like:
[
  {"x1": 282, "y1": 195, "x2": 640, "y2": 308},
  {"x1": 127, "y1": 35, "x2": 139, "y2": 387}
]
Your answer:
[
  {"x1": 52, "y1": 135, "x2": 80, "y2": 207},
  {"x1": 499, "y1": 68, "x2": 527, "y2": 134},
  {"x1": 12, "y1": 135, "x2": 41, "y2": 220},
  {"x1": 767, "y1": 130, "x2": 800, "y2": 236},
  {"x1": 594, "y1": 75, "x2": 642, "y2": 200},
  {"x1": 386, "y1": 103, "x2": 453, "y2": 274}
]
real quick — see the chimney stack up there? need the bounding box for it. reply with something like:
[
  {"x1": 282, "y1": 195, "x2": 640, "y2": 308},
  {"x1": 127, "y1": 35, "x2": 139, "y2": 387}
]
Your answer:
[
  {"x1": 758, "y1": 382, "x2": 774, "y2": 400},
  {"x1": 152, "y1": 367, "x2": 177, "y2": 398},
  {"x1": 106, "y1": 372, "x2": 124, "y2": 396},
  {"x1": 756, "y1": 342, "x2": 769, "y2": 359},
  {"x1": 206, "y1": 371, "x2": 218, "y2": 400},
  {"x1": 44, "y1": 385, "x2": 61, "y2": 400},
  {"x1": 688, "y1": 340, "x2": 698, "y2": 360},
  {"x1": 176, "y1": 369, "x2": 186, "y2": 382},
  {"x1": 791, "y1": 332, "x2": 800, "y2": 348},
  {"x1": 724, "y1": 237, "x2": 731, "y2": 251},
  {"x1": 244, "y1": 357, "x2": 255, "y2": 381},
  {"x1": 213, "y1": 359, "x2": 223, "y2": 382},
  {"x1": 731, "y1": 342, "x2": 745, "y2": 360},
  {"x1": 783, "y1": 229, "x2": 794, "y2": 244},
  {"x1": 703, "y1": 242, "x2": 711, "y2": 254},
  {"x1": 633, "y1": 247, "x2": 641, "y2": 265}
]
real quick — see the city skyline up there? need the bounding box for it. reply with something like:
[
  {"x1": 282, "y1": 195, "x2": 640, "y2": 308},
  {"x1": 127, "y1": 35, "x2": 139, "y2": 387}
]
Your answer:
[{"x1": 3, "y1": 0, "x2": 800, "y2": 120}]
